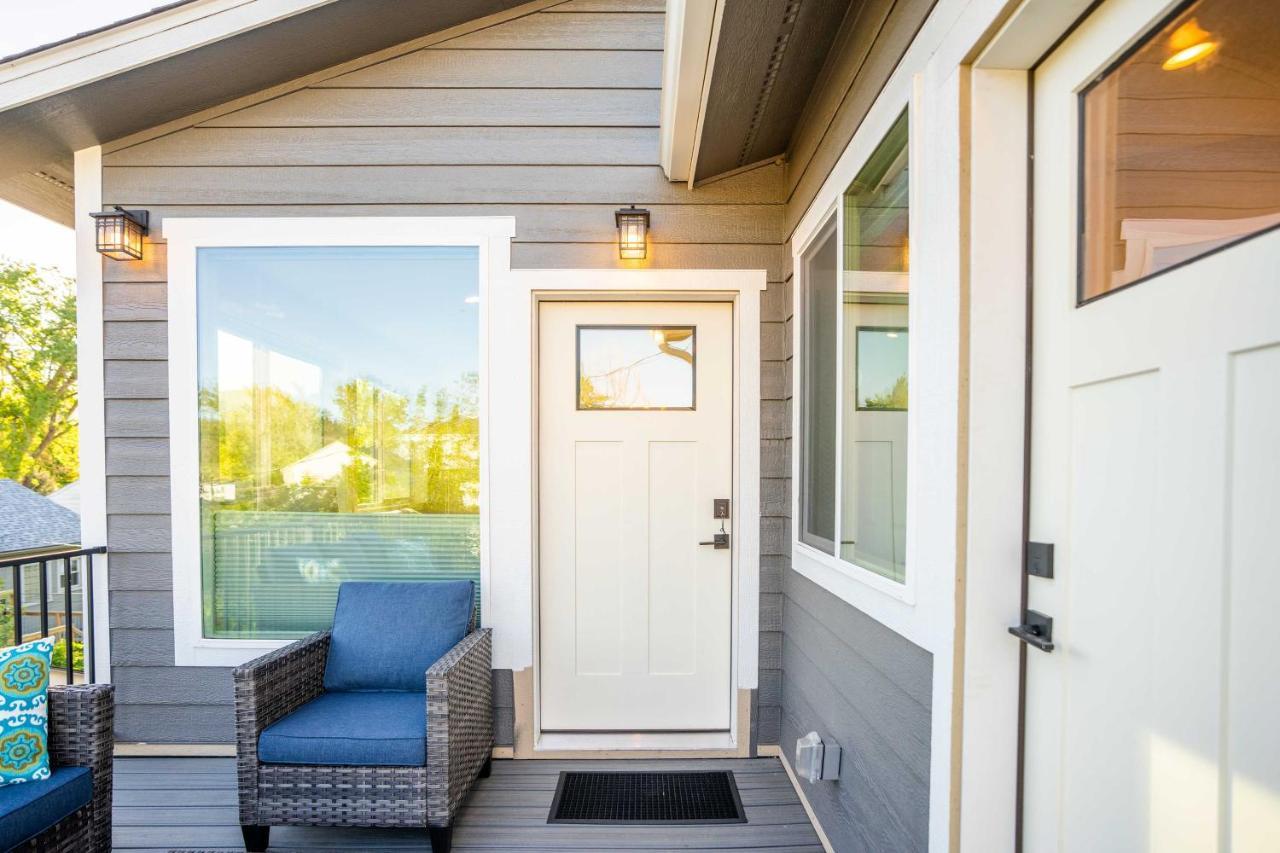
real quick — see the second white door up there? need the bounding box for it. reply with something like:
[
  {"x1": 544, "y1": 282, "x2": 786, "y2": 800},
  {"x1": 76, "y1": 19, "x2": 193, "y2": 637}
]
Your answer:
[{"x1": 538, "y1": 301, "x2": 734, "y2": 732}]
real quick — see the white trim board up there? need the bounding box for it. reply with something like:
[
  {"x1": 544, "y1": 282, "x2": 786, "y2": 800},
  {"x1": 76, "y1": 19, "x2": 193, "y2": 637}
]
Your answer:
[
  {"x1": 513, "y1": 277, "x2": 764, "y2": 752},
  {"x1": 162, "y1": 216, "x2": 514, "y2": 667},
  {"x1": 491, "y1": 269, "x2": 765, "y2": 683},
  {"x1": 73, "y1": 145, "x2": 111, "y2": 684},
  {"x1": 0, "y1": 0, "x2": 340, "y2": 111}
]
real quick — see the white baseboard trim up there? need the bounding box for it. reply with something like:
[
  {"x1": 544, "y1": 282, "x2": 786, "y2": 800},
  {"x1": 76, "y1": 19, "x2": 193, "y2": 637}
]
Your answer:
[{"x1": 758, "y1": 744, "x2": 835, "y2": 853}]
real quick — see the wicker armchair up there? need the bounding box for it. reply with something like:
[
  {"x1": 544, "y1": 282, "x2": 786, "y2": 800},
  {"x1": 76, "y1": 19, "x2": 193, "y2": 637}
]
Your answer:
[
  {"x1": 233, "y1": 589, "x2": 492, "y2": 853},
  {"x1": 13, "y1": 683, "x2": 115, "y2": 853}
]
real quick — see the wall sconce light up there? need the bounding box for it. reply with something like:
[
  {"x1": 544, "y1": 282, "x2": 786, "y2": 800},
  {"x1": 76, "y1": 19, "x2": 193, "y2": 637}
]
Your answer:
[
  {"x1": 90, "y1": 206, "x2": 149, "y2": 261},
  {"x1": 615, "y1": 205, "x2": 650, "y2": 260}
]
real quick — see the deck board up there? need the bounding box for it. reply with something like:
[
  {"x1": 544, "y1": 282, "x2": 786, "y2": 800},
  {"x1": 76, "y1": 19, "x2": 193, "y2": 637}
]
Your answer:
[{"x1": 110, "y1": 756, "x2": 823, "y2": 852}]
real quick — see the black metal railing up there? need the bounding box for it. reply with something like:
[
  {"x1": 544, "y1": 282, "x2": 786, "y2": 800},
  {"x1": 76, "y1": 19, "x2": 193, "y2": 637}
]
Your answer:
[{"x1": 0, "y1": 546, "x2": 106, "y2": 684}]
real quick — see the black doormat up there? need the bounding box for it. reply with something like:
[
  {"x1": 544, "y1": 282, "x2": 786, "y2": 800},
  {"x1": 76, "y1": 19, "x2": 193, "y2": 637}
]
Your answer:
[{"x1": 548, "y1": 770, "x2": 747, "y2": 824}]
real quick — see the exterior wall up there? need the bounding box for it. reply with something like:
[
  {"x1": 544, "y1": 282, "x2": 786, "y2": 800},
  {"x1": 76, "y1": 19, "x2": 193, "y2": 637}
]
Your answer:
[
  {"x1": 774, "y1": 0, "x2": 939, "y2": 849},
  {"x1": 782, "y1": 571, "x2": 933, "y2": 850},
  {"x1": 97, "y1": 0, "x2": 787, "y2": 743}
]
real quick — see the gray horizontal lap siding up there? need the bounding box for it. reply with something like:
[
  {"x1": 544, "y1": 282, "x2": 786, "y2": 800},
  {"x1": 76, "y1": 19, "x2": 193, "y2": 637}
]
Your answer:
[
  {"x1": 772, "y1": 0, "x2": 939, "y2": 848},
  {"x1": 100, "y1": 3, "x2": 787, "y2": 744}
]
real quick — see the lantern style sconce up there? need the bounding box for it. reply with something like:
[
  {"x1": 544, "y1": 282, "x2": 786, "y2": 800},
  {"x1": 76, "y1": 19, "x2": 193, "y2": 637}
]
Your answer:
[
  {"x1": 90, "y1": 206, "x2": 149, "y2": 261},
  {"x1": 615, "y1": 205, "x2": 650, "y2": 260}
]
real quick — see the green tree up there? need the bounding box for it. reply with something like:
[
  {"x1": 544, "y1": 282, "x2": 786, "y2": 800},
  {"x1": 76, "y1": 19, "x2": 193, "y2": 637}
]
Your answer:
[{"x1": 0, "y1": 261, "x2": 78, "y2": 493}]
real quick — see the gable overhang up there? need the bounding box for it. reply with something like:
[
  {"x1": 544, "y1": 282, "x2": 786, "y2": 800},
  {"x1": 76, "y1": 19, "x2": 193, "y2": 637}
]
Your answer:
[
  {"x1": 661, "y1": 0, "x2": 860, "y2": 187},
  {"x1": 0, "y1": 0, "x2": 530, "y2": 224}
]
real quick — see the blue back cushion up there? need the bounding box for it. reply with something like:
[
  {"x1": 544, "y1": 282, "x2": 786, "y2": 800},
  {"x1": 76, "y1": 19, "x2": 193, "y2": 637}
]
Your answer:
[{"x1": 323, "y1": 581, "x2": 474, "y2": 691}]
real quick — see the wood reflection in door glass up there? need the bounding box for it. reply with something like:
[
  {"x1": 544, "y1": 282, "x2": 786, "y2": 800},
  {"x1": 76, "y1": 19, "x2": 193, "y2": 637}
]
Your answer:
[{"x1": 1081, "y1": 0, "x2": 1280, "y2": 301}]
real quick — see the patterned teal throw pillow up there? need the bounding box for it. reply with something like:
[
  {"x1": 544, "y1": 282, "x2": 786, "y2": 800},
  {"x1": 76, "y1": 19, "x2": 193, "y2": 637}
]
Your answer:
[{"x1": 0, "y1": 638, "x2": 53, "y2": 784}]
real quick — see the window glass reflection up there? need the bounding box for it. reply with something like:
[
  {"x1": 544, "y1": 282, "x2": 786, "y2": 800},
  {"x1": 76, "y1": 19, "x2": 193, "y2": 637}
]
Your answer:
[
  {"x1": 1081, "y1": 0, "x2": 1280, "y2": 300},
  {"x1": 841, "y1": 112, "x2": 909, "y2": 582},
  {"x1": 196, "y1": 246, "x2": 480, "y2": 638},
  {"x1": 577, "y1": 326, "x2": 695, "y2": 410}
]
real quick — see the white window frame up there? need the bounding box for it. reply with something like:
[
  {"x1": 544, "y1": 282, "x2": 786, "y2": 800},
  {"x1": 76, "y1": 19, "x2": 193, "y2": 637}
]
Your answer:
[
  {"x1": 164, "y1": 216, "x2": 514, "y2": 667},
  {"x1": 791, "y1": 95, "x2": 921, "y2": 611}
]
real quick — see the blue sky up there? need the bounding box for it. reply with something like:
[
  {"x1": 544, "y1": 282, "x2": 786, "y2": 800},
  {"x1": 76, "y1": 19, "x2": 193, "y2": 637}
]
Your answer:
[{"x1": 0, "y1": 1, "x2": 162, "y2": 277}]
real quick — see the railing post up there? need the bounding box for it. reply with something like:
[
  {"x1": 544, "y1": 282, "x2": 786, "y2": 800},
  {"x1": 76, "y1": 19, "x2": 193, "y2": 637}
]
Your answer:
[
  {"x1": 38, "y1": 560, "x2": 49, "y2": 640},
  {"x1": 11, "y1": 564, "x2": 20, "y2": 647},
  {"x1": 85, "y1": 555, "x2": 96, "y2": 684},
  {"x1": 63, "y1": 561, "x2": 74, "y2": 685}
]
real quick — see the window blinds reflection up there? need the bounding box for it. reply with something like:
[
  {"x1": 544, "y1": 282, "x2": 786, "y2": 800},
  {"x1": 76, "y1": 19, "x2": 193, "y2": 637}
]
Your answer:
[{"x1": 195, "y1": 246, "x2": 481, "y2": 638}]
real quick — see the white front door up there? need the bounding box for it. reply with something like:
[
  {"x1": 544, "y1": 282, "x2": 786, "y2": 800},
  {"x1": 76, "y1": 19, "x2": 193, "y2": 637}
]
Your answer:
[
  {"x1": 1023, "y1": 1, "x2": 1280, "y2": 849},
  {"x1": 538, "y1": 301, "x2": 734, "y2": 732}
]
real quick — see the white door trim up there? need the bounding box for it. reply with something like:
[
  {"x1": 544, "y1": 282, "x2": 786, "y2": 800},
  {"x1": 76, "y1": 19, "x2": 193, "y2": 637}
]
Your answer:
[{"x1": 490, "y1": 268, "x2": 764, "y2": 753}]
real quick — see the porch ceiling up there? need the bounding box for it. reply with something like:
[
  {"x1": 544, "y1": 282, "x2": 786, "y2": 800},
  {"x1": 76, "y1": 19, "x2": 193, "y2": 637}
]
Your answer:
[
  {"x1": 0, "y1": 0, "x2": 529, "y2": 225},
  {"x1": 692, "y1": 0, "x2": 858, "y2": 183}
]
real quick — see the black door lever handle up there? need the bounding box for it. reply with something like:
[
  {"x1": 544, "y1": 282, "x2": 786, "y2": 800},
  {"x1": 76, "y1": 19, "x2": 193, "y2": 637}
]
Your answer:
[{"x1": 1009, "y1": 610, "x2": 1054, "y2": 652}]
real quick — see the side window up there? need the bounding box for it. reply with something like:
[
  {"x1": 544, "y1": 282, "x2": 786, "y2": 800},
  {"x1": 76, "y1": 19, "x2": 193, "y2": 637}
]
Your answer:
[
  {"x1": 798, "y1": 112, "x2": 910, "y2": 584},
  {"x1": 1080, "y1": 0, "x2": 1280, "y2": 302}
]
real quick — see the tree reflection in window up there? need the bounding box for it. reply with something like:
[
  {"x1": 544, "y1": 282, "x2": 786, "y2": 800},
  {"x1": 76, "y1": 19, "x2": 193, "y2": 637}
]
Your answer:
[{"x1": 577, "y1": 326, "x2": 695, "y2": 410}]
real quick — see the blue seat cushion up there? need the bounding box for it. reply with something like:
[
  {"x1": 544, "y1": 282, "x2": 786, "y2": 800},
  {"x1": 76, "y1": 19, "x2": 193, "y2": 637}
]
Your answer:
[
  {"x1": 323, "y1": 581, "x2": 474, "y2": 692},
  {"x1": 0, "y1": 766, "x2": 92, "y2": 848},
  {"x1": 258, "y1": 691, "x2": 427, "y2": 766}
]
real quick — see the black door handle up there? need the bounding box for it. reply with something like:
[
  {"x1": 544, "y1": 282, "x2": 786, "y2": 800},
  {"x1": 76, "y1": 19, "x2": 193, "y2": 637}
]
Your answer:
[
  {"x1": 698, "y1": 533, "x2": 730, "y2": 549},
  {"x1": 1008, "y1": 610, "x2": 1054, "y2": 652}
]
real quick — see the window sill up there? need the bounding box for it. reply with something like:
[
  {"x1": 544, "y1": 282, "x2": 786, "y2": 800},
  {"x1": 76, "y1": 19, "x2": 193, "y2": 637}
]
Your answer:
[
  {"x1": 175, "y1": 637, "x2": 293, "y2": 668},
  {"x1": 792, "y1": 540, "x2": 915, "y2": 609}
]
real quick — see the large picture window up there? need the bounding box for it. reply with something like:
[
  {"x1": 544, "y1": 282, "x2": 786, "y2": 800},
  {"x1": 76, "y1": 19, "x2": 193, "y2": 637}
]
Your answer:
[
  {"x1": 196, "y1": 246, "x2": 480, "y2": 638},
  {"x1": 799, "y1": 112, "x2": 910, "y2": 584}
]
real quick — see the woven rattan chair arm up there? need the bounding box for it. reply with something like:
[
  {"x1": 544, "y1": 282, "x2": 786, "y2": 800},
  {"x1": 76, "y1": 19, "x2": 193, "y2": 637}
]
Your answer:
[
  {"x1": 47, "y1": 683, "x2": 114, "y2": 852},
  {"x1": 233, "y1": 630, "x2": 330, "y2": 736},
  {"x1": 425, "y1": 628, "x2": 493, "y2": 826},
  {"x1": 233, "y1": 631, "x2": 330, "y2": 825}
]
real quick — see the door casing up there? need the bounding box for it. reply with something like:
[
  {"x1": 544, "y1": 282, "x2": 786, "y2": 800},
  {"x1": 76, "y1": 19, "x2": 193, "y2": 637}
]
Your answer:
[{"x1": 499, "y1": 272, "x2": 765, "y2": 757}]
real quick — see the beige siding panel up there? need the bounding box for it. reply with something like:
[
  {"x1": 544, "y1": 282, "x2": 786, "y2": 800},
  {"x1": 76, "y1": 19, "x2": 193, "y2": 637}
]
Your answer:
[
  {"x1": 108, "y1": 554, "x2": 173, "y2": 592},
  {"x1": 105, "y1": 360, "x2": 168, "y2": 399},
  {"x1": 106, "y1": 400, "x2": 168, "y2": 439},
  {"x1": 324, "y1": 49, "x2": 662, "y2": 88},
  {"x1": 106, "y1": 439, "x2": 170, "y2": 476},
  {"x1": 512, "y1": 242, "x2": 789, "y2": 282},
  {"x1": 103, "y1": 283, "x2": 167, "y2": 321},
  {"x1": 104, "y1": 322, "x2": 167, "y2": 361},
  {"x1": 103, "y1": 244, "x2": 166, "y2": 283},
  {"x1": 200, "y1": 88, "x2": 659, "y2": 128},
  {"x1": 434, "y1": 11, "x2": 663, "y2": 50},
  {"x1": 107, "y1": 477, "x2": 171, "y2": 515},
  {"x1": 103, "y1": 164, "x2": 785, "y2": 205},
  {"x1": 785, "y1": 0, "x2": 935, "y2": 232},
  {"x1": 135, "y1": 203, "x2": 784, "y2": 245},
  {"x1": 785, "y1": 0, "x2": 896, "y2": 196},
  {"x1": 106, "y1": 127, "x2": 659, "y2": 167},
  {"x1": 549, "y1": 0, "x2": 666, "y2": 10}
]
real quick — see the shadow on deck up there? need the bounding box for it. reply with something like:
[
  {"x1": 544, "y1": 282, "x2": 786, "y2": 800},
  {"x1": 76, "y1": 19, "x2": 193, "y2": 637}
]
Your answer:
[{"x1": 112, "y1": 756, "x2": 824, "y2": 852}]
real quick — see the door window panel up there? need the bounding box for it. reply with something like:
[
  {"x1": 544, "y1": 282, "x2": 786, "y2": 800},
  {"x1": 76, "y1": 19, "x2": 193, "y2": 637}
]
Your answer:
[
  {"x1": 196, "y1": 246, "x2": 480, "y2": 639},
  {"x1": 1081, "y1": 0, "x2": 1280, "y2": 302},
  {"x1": 576, "y1": 326, "x2": 695, "y2": 410}
]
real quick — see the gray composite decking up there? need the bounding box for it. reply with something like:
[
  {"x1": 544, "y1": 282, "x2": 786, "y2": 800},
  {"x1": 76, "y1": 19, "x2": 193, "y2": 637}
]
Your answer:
[{"x1": 111, "y1": 756, "x2": 824, "y2": 852}]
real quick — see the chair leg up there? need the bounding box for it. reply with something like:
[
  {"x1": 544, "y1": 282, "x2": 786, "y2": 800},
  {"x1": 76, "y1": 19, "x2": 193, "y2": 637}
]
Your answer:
[
  {"x1": 429, "y1": 825, "x2": 453, "y2": 853},
  {"x1": 479, "y1": 756, "x2": 492, "y2": 778},
  {"x1": 241, "y1": 824, "x2": 269, "y2": 852}
]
